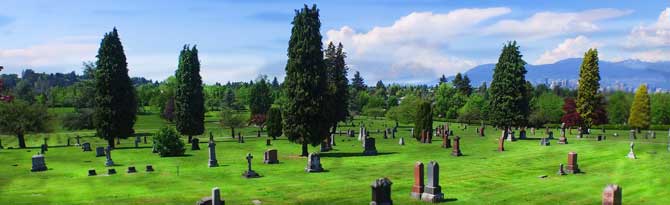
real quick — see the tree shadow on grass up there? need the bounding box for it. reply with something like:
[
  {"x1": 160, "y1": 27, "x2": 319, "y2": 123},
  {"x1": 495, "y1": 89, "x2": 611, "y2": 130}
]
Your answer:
[
  {"x1": 133, "y1": 133, "x2": 153, "y2": 137},
  {"x1": 113, "y1": 146, "x2": 153, "y2": 150},
  {"x1": 520, "y1": 137, "x2": 543, "y2": 141},
  {"x1": 319, "y1": 152, "x2": 397, "y2": 158},
  {"x1": 444, "y1": 198, "x2": 458, "y2": 202},
  {"x1": 159, "y1": 154, "x2": 193, "y2": 158}
]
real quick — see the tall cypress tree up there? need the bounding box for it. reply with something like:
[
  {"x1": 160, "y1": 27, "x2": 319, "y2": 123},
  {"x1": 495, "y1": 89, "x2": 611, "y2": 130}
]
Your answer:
[
  {"x1": 324, "y1": 42, "x2": 350, "y2": 132},
  {"x1": 488, "y1": 41, "x2": 530, "y2": 130},
  {"x1": 283, "y1": 4, "x2": 330, "y2": 156},
  {"x1": 413, "y1": 100, "x2": 433, "y2": 140},
  {"x1": 93, "y1": 28, "x2": 137, "y2": 148},
  {"x1": 249, "y1": 77, "x2": 272, "y2": 116},
  {"x1": 576, "y1": 48, "x2": 601, "y2": 131},
  {"x1": 628, "y1": 84, "x2": 651, "y2": 131},
  {"x1": 174, "y1": 45, "x2": 205, "y2": 142},
  {"x1": 266, "y1": 107, "x2": 283, "y2": 140}
]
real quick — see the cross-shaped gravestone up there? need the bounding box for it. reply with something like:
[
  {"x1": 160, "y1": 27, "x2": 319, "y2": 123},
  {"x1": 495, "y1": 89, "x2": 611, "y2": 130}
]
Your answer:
[
  {"x1": 242, "y1": 153, "x2": 260, "y2": 178},
  {"x1": 246, "y1": 153, "x2": 253, "y2": 171}
]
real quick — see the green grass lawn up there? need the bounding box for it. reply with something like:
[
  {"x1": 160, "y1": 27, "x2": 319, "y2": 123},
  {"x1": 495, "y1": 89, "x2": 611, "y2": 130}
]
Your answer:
[{"x1": 1, "y1": 109, "x2": 669, "y2": 204}]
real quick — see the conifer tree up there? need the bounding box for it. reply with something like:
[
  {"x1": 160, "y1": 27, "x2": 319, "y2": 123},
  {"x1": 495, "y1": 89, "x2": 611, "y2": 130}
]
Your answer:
[
  {"x1": 576, "y1": 48, "x2": 601, "y2": 131},
  {"x1": 351, "y1": 71, "x2": 366, "y2": 92},
  {"x1": 174, "y1": 45, "x2": 205, "y2": 142},
  {"x1": 283, "y1": 4, "x2": 330, "y2": 156},
  {"x1": 413, "y1": 100, "x2": 433, "y2": 140},
  {"x1": 93, "y1": 28, "x2": 137, "y2": 148},
  {"x1": 628, "y1": 84, "x2": 651, "y2": 131},
  {"x1": 488, "y1": 41, "x2": 530, "y2": 130},
  {"x1": 266, "y1": 107, "x2": 283, "y2": 140},
  {"x1": 249, "y1": 76, "x2": 272, "y2": 116},
  {"x1": 324, "y1": 42, "x2": 350, "y2": 132}
]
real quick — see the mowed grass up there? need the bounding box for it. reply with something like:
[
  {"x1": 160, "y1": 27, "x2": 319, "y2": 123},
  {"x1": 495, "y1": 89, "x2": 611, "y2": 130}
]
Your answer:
[{"x1": 1, "y1": 110, "x2": 669, "y2": 204}]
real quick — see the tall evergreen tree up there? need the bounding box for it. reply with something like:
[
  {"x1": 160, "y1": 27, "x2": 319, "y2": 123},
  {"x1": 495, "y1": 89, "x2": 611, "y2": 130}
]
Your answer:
[
  {"x1": 224, "y1": 88, "x2": 236, "y2": 109},
  {"x1": 351, "y1": 71, "x2": 366, "y2": 92},
  {"x1": 93, "y1": 28, "x2": 137, "y2": 148},
  {"x1": 174, "y1": 45, "x2": 205, "y2": 142},
  {"x1": 413, "y1": 100, "x2": 433, "y2": 140},
  {"x1": 439, "y1": 74, "x2": 448, "y2": 84},
  {"x1": 266, "y1": 107, "x2": 283, "y2": 140},
  {"x1": 271, "y1": 77, "x2": 280, "y2": 88},
  {"x1": 576, "y1": 48, "x2": 601, "y2": 131},
  {"x1": 283, "y1": 4, "x2": 330, "y2": 156},
  {"x1": 628, "y1": 84, "x2": 651, "y2": 131},
  {"x1": 249, "y1": 76, "x2": 272, "y2": 116},
  {"x1": 324, "y1": 42, "x2": 350, "y2": 132},
  {"x1": 488, "y1": 41, "x2": 530, "y2": 130}
]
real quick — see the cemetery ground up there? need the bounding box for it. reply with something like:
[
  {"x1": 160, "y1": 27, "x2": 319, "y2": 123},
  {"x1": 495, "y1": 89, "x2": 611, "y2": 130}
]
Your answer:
[{"x1": 1, "y1": 108, "x2": 669, "y2": 204}]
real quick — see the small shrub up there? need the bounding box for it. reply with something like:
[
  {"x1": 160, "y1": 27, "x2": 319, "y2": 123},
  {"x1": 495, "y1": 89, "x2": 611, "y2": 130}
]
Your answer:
[{"x1": 154, "y1": 126, "x2": 185, "y2": 157}]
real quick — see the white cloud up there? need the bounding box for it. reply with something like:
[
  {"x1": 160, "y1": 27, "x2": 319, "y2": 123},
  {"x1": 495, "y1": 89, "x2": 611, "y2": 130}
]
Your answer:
[
  {"x1": 535, "y1": 35, "x2": 602, "y2": 64},
  {"x1": 631, "y1": 50, "x2": 670, "y2": 62},
  {"x1": 326, "y1": 8, "x2": 510, "y2": 83},
  {"x1": 0, "y1": 39, "x2": 97, "y2": 72},
  {"x1": 626, "y1": 8, "x2": 670, "y2": 48},
  {"x1": 486, "y1": 9, "x2": 632, "y2": 39}
]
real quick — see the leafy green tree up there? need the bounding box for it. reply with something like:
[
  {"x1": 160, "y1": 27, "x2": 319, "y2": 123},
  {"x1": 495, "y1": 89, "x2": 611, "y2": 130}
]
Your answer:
[
  {"x1": 153, "y1": 126, "x2": 186, "y2": 157},
  {"x1": 458, "y1": 94, "x2": 488, "y2": 123},
  {"x1": 413, "y1": 100, "x2": 433, "y2": 139},
  {"x1": 220, "y1": 108, "x2": 247, "y2": 137},
  {"x1": 488, "y1": 41, "x2": 530, "y2": 130},
  {"x1": 249, "y1": 76, "x2": 273, "y2": 115},
  {"x1": 93, "y1": 28, "x2": 138, "y2": 148},
  {"x1": 283, "y1": 4, "x2": 330, "y2": 156},
  {"x1": 223, "y1": 88, "x2": 237, "y2": 109},
  {"x1": 13, "y1": 80, "x2": 35, "y2": 104},
  {"x1": 435, "y1": 82, "x2": 466, "y2": 119},
  {"x1": 174, "y1": 45, "x2": 205, "y2": 142},
  {"x1": 62, "y1": 108, "x2": 95, "y2": 130},
  {"x1": 628, "y1": 84, "x2": 651, "y2": 130},
  {"x1": 576, "y1": 48, "x2": 601, "y2": 130},
  {"x1": 0, "y1": 100, "x2": 52, "y2": 148},
  {"x1": 651, "y1": 93, "x2": 670, "y2": 125},
  {"x1": 528, "y1": 92, "x2": 563, "y2": 127},
  {"x1": 351, "y1": 71, "x2": 366, "y2": 93},
  {"x1": 266, "y1": 107, "x2": 283, "y2": 140},
  {"x1": 350, "y1": 91, "x2": 370, "y2": 114},
  {"x1": 386, "y1": 94, "x2": 421, "y2": 124},
  {"x1": 607, "y1": 91, "x2": 632, "y2": 124},
  {"x1": 324, "y1": 42, "x2": 350, "y2": 132}
]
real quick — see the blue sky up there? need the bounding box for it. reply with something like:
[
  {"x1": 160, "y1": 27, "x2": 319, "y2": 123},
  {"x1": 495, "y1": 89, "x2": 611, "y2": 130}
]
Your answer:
[{"x1": 0, "y1": 0, "x2": 669, "y2": 84}]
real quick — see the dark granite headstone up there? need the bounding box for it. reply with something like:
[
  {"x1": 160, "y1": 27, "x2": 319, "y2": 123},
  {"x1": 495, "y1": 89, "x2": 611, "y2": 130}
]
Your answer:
[
  {"x1": 363, "y1": 138, "x2": 378, "y2": 156},
  {"x1": 264, "y1": 149, "x2": 279, "y2": 164},
  {"x1": 95, "y1": 147, "x2": 105, "y2": 157},
  {"x1": 266, "y1": 139, "x2": 271, "y2": 146},
  {"x1": 242, "y1": 153, "x2": 260, "y2": 178},
  {"x1": 305, "y1": 153, "x2": 323, "y2": 172},
  {"x1": 108, "y1": 168, "x2": 117, "y2": 175},
  {"x1": 146, "y1": 165, "x2": 154, "y2": 172},
  {"x1": 88, "y1": 169, "x2": 97, "y2": 176},
  {"x1": 40, "y1": 144, "x2": 48, "y2": 153},
  {"x1": 104, "y1": 146, "x2": 114, "y2": 167},
  {"x1": 82, "y1": 142, "x2": 92, "y2": 152},
  {"x1": 370, "y1": 177, "x2": 393, "y2": 205},
  {"x1": 208, "y1": 142, "x2": 219, "y2": 167},
  {"x1": 191, "y1": 138, "x2": 201, "y2": 150},
  {"x1": 127, "y1": 166, "x2": 137, "y2": 173},
  {"x1": 31, "y1": 154, "x2": 47, "y2": 172}
]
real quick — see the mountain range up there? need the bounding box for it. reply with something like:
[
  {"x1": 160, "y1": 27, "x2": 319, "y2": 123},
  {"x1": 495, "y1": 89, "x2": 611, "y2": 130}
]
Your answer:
[{"x1": 460, "y1": 58, "x2": 670, "y2": 91}]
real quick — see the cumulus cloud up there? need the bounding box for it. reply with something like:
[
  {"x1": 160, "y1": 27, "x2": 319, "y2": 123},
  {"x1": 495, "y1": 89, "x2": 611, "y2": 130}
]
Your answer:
[
  {"x1": 0, "y1": 38, "x2": 97, "y2": 73},
  {"x1": 326, "y1": 8, "x2": 510, "y2": 83},
  {"x1": 631, "y1": 50, "x2": 670, "y2": 62},
  {"x1": 626, "y1": 8, "x2": 670, "y2": 48},
  {"x1": 535, "y1": 35, "x2": 602, "y2": 64},
  {"x1": 485, "y1": 8, "x2": 632, "y2": 39}
]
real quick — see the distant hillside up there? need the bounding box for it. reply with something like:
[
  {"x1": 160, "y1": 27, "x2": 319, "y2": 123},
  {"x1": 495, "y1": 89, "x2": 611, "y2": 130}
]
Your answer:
[{"x1": 462, "y1": 58, "x2": 670, "y2": 91}]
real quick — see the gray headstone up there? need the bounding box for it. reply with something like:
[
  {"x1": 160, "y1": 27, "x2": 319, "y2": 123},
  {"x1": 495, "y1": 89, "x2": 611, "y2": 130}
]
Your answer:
[
  {"x1": 305, "y1": 153, "x2": 323, "y2": 172},
  {"x1": 421, "y1": 161, "x2": 444, "y2": 202},
  {"x1": 264, "y1": 149, "x2": 279, "y2": 164},
  {"x1": 399, "y1": 137, "x2": 405, "y2": 145},
  {"x1": 104, "y1": 146, "x2": 114, "y2": 166},
  {"x1": 208, "y1": 142, "x2": 219, "y2": 167},
  {"x1": 82, "y1": 142, "x2": 92, "y2": 152},
  {"x1": 627, "y1": 142, "x2": 636, "y2": 159},
  {"x1": 363, "y1": 138, "x2": 378, "y2": 156},
  {"x1": 95, "y1": 147, "x2": 105, "y2": 157},
  {"x1": 370, "y1": 177, "x2": 393, "y2": 205},
  {"x1": 191, "y1": 138, "x2": 201, "y2": 150},
  {"x1": 31, "y1": 154, "x2": 47, "y2": 172}
]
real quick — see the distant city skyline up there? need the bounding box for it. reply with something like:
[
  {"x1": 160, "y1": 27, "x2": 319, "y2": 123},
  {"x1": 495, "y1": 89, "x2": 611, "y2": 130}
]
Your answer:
[{"x1": 1, "y1": 0, "x2": 669, "y2": 84}]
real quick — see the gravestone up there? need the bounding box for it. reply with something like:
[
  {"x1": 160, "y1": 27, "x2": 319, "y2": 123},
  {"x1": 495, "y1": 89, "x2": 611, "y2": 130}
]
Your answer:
[
  {"x1": 66, "y1": 138, "x2": 71, "y2": 146},
  {"x1": 370, "y1": 177, "x2": 393, "y2": 205},
  {"x1": 627, "y1": 142, "x2": 636, "y2": 159},
  {"x1": 144, "y1": 136, "x2": 147, "y2": 144},
  {"x1": 146, "y1": 165, "x2": 154, "y2": 172},
  {"x1": 88, "y1": 169, "x2": 97, "y2": 176},
  {"x1": 383, "y1": 130, "x2": 388, "y2": 139},
  {"x1": 257, "y1": 130, "x2": 261, "y2": 138},
  {"x1": 566, "y1": 152, "x2": 580, "y2": 174},
  {"x1": 506, "y1": 130, "x2": 516, "y2": 141},
  {"x1": 82, "y1": 142, "x2": 92, "y2": 152},
  {"x1": 651, "y1": 131, "x2": 656, "y2": 139},
  {"x1": 104, "y1": 146, "x2": 114, "y2": 167},
  {"x1": 411, "y1": 162, "x2": 424, "y2": 199},
  {"x1": 531, "y1": 127, "x2": 536, "y2": 136},
  {"x1": 363, "y1": 138, "x2": 378, "y2": 156},
  {"x1": 597, "y1": 135, "x2": 603, "y2": 141},
  {"x1": 43, "y1": 138, "x2": 48, "y2": 148},
  {"x1": 134, "y1": 135, "x2": 141, "y2": 148},
  {"x1": 410, "y1": 128, "x2": 414, "y2": 139},
  {"x1": 602, "y1": 184, "x2": 622, "y2": 205},
  {"x1": 519, "y1": 129, "x2": 527, "y2": 140},
  {"x1": 127, "y1": 166, "x2": 137, "y2": 173},
  {"x1": 264, "y1": 149, "x2": 279, "y2": 164},
  {"x1": 305, "y1": 153, "x2": 324, "y2": 172},
  {"x1": 330, "y1": 134, "x2": 336, "y2": 146},
  {"x1": 422, "y1": 161, "x2": 444, "y2": 203},
  {"x1": 399, "y1": 137, "x2": 405, "y2": 145},
  {"x1": 451, "y1": 136, "x2": 462, "y2": 157},
  {"x1": 208, "y1": 142, "x2": 219, "y2": 167},
  {"x1": 629, "y1": 130, "x2": 636, "y2": 140},
  {"x1": 442, "y1": 134, "x2": 451, "y2": 148},
  {"x1": 479, "y1": 126, "x2": 485, "y2": 137},
  {"x1": 192, "y1": 138, "x2": 201, "y2": 150},
  {"x1": 558, "y1": 128, "x2": 568, "y2": 144},
  {"x1": 320, "y1": 141, "x2": 330, "y2": 152},
  {"x1": 31, "y1": 154, "x2": 47, "y2": 172},
  {"x1": 548, "y1": 131, "x2": 554, "y2": 139},
  {"x1": 242, "y1": 153, "x2": 260, "y2": 178},
  {"x1": 108, "y1": 168, "x2": 117, "y2": 175},
  {"x1": 557, "y1": 164, "x2": 566, "y2": 175},
  {"x1": 40, "y1": 144, "x2": 48, "y2": 154},
  {"x1": 197, "y1": 187, "x2": 225, "y2": 205},
  {"x1": 152, "y1": 143, "x2": 158, "y2": 153},
  {"x1": 392, "y1": 130, "x2": 396, "y2": 139},
  {"x1": 266, "y1": 139, "x2": 271, "y2": 146},
  {"x1": 540, "y1": 138, "x2": 550, "y2": 146},
  {"x1": 498, "y1": 131, "x2": 505, "y2": 152},
  {"x1": 95, "y1": 147, "x2": 105, "y2": 157}
]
